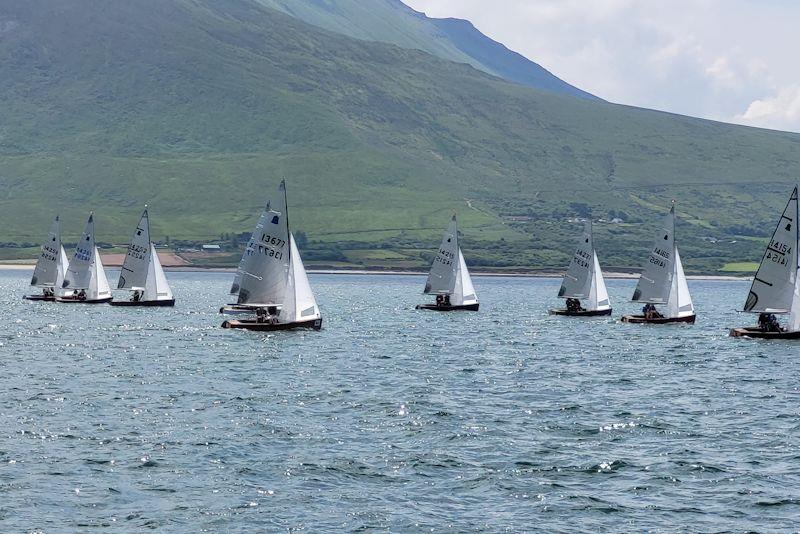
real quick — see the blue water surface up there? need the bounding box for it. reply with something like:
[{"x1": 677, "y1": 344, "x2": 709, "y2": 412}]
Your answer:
[{"x1": 0, "y1": 271, "x2": 798, "y2": 531}]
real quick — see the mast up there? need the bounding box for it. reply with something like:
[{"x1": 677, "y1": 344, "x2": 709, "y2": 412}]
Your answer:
[{"x1": 283, "y1": 179, "x2": 291, "y2": 269}]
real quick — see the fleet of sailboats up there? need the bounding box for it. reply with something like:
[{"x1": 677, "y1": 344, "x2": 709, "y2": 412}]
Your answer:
[
  {"x1": 621, "y1": 202, "x2": 695, "y2": 324},
  {"x1": 549, "y1": 221, "x2": 611, "y2": 316},
  {"x1": 731, "y1": 187, "x2": 800, "y2": 339},
  {"x1": 22, "y1": 189, "x2": 800, "y2": 340},
  {"x1": 416, "y1": 214, "x2": 479, "y2": 311},
  {"x1": 221, "y1": 180, "x2": 322, "y2": 330},
  {"x1": 110, "y1": 208, "x2": 175, "y2": 307}
]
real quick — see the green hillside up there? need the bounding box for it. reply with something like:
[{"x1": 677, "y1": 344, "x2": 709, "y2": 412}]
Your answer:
[{"x1": 0, "y1": 0, "x2": 799, "y2": 273}]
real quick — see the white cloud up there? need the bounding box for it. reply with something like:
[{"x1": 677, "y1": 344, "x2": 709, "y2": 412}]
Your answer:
[
  {"x1": 404, "y1": 0, "x2": 800, "y2": 132},
  {"x1": 737, "y1": 85, "x2": 800, "y2": 131}
]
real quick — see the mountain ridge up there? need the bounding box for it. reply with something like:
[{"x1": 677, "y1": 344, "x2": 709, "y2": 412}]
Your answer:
[{"x1": 255, "y1": 0, "x2": 598, "y2": 99}]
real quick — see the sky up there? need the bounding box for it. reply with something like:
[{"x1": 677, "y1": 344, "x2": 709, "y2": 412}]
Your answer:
[{"x1": 404, "y1": 0, "x2": 800, "y2": 133}]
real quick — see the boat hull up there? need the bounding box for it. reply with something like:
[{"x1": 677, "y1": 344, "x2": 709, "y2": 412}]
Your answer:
[
  {"x1": 415, "y1": 303, "x2": 480, "y2": 312},
  {"x1": 621, "y1": 314, "x2": 696, "y2": 324},
  {"x1": 110, "y1": 299, "x2": 175, "y2": 307},
  {"x1": 56, "y1": 296, "x2": 113, "y2": 304},
  {"x1": 549, "y1": 308, "x2": 612, "y2": 317},
  {"x1": 23, "y1": 294, "x2": 56, "y2": 301},
  {"x1": 221, "y1": 317, "x2": 322, "y2": 331},
  {"x1": 729, "y1": 327, "x2": 800, "y2": 339}
]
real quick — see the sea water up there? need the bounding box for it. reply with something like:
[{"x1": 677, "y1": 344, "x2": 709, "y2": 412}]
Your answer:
[{"x1": 0, "y1": 271, "x2": 798, "y2": 531}]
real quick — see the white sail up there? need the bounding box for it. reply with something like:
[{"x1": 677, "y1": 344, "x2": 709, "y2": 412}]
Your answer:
[
  {"x1": 666, "y1": 248, "x2": 694, "y2": 318},
  {"x1": 87, "y1": 247, "x2": 112, "y2": 301},
  {"x1": 63, "y1": 213, "x2": 96, "y2": 290},
  {"x1": 587, "y1": 251, "x2": 611, "y2": 311},
  {"x1": 452, "y1": 249, "x2": 478, "y2": 306},
  {"x1": 31, "y1": 215, "x2": 62, "y2": 288},
  {"x1": 424, "y1": 214, "x2": 458, "y2": 295},
  {"x1": 632, "y1": 205, "x2": 675, "y2": 304},
  {"x1": 55, "y1": 246, "x2": 74, "y2": 298},
  {"x1": 558, "y1": 221, "x2": 594, "y2": 299},
  {"x1": 744, "y1": 186, "x2": 799, "y2": 314},
  {"x1": 279, "y1": 233, "x2": 321, "y2": 323},
  {"x1": 143, "y1": 244, "x2": 173, "y2": 301},
  {"x1": 236, "y1": 181, "x2": 290, "y2": 306},
  {"x1": 118, "y1": 209, "x2": 151, "y2": 290},
  {"x1": 230, "y1": 204, "x2": 271, "y2": 296}
]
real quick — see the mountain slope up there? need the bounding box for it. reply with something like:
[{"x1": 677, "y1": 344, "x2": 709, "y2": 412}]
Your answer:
[
  {"x1": 255, "y1": 0, "x2": 598, "y2": 100},
  {"x1": 0, "y1": 0, "x2": 799, "y2": 272}
]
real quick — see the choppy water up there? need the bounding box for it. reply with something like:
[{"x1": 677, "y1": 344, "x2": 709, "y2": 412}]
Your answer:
[{"x1": 1, "y1": 270, "x2": 799, "y2": 531}]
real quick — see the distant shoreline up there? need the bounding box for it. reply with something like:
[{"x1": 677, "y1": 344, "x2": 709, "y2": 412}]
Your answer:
[{"x1": 0, "y1": 262, "x2": 751, "y2": 281}]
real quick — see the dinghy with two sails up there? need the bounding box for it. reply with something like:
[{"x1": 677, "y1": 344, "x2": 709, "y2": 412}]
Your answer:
[
  {"x1": 731, "y1": 186, "x2": 800, "y2": 339},
  {"x1": 58, "y1": 213, "x2": 113, "y2": 304},
  {"x1": 25, "y1": 215, "x2": 74, "y2": 301},
  {"x1": 110, "y1": 208, "x2": 175, "y2": 307},
  {"x1": 549, "y1": 221, "x2": 612, "y2": 316},
  {"x1": 621, "y1": 202, "x2": 695, "y2": 324},
  {"x1": 221, "y1": 180, "x2": 322, "y2": 331},
  {"x1": 416, "y1": 214, "x2": 479, "y2": 311}
]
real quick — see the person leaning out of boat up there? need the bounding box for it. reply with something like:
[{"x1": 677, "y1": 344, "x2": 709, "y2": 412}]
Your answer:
[
  {"x1": 435, "y1": 294, "x2": 451, "y2": 307},
  {"x1": 566, "y1": 298, "x2": 583, "y2": 312},
  {"x1": 758, "y1": 313, "x2": 782, "y2": 333},
  {"x1": 43, "y1": 287, "x2": 54, "y2": 298}
]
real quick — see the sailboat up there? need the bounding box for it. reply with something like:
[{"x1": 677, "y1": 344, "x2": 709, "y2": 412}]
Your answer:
[
  {"x1": 549, "y1": 221, "x2": 612, "y2": 316},
  {"x1": 57, "y1": 212, "x2": 113, "y2": 304},
  {"x1": 730, "y1": 186, "x2": 800, "y2": 339},
  {"x1": 110, "y1": 208, "x2": 175, "y2": 307},
  {"x1": 416, "y1": 214, "x2": 479, "y2": 311},
  {"x1": 221, "y1": 180, "x2": 322, "y2": 330},
  {"x1": 24, "y1": 215, "x2": 74, "y2": 301},
  {"x1": 621, "y1": 201, "x2": 695, "y2": 324}
]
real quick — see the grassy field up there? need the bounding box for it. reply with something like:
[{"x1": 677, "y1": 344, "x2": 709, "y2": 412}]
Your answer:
[
  {"x1": 0, "y1": 0, "x2": 798, "y2": 272},
  {"x1": 720, "y1": 262, "x2": 759, "y2": 273}
]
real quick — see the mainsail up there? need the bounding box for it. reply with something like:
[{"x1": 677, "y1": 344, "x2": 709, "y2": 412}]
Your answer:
[
  {"x1": 230, "y1": 204, "x2": 271, "y2": 296},
  {"x1": 558, "y1": 222, "x2": 594, "y2": 299},
  {"x1": 118, "y1": 209, "x2": 152, "y2": 290},
  {"x1": 424, "y1": 215, "x2": 459, "y2": 295},
  {"x1": 632, "y1": 206, "x2": 676, "y2": 304},
  {"x1": 279, "y1": 233, "x2": 321, "y2": 323},
  {"x1": 236, "y1": 181, "x2": 290, "y2": 306},
  {"x1": 744, "y1": 187, "x2": 799, "y2": 314},
  {"x1": 63, "y1": 213, "x2": 96, "y2": 290},
  {"x1": 31, "y1": 215, "x2": 62, "y2": 288}
]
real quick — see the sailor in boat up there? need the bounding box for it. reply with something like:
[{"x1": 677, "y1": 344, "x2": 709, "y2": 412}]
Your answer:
[
  {"x1": 642, "y1": 303, "x2": 663, "y2": 320},
  {"x1": 255, "y1": 306, "x2": 279, "y2": 324},
  {"x1": 77, "y1": 289, "x2": 87, "y2": 301},
  {"x1": 758, "y1": 313, "x2": 782, "y2": 333},
  {"x1": 566, "y1": 298, "x2": 583, "y2": 312},
  {"x1": 132, "y1": 290, "x2": 142, "y2": 303},
  {"x1": 43, "y1": 287, "x2": 55, "y2": 299}
]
